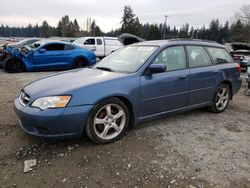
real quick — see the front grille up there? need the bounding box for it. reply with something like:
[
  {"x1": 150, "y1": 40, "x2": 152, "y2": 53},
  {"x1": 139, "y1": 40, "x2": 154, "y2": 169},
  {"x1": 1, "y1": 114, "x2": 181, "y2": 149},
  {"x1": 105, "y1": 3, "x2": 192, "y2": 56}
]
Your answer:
[{"x1": 19, "y1": 91, "x2": 30, "y2": 106}]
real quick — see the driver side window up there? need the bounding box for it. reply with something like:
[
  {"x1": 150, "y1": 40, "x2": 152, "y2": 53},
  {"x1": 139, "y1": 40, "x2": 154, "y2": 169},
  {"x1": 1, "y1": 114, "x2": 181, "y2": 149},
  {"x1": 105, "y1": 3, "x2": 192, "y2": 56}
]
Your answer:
[
  {"x1": 152, "y1": 46, "x2": 186, "y2": 71},
  {"x1": 84, "y1": 38, "x2": 95, "y2": 45}
]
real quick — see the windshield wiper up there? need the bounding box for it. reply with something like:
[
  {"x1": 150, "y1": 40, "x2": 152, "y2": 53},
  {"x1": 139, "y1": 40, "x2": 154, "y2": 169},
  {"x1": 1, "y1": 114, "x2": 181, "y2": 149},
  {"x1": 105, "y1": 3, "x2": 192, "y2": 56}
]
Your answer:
[{"x1": 95, "y1": 66, "x2": 115, "y2": 72}]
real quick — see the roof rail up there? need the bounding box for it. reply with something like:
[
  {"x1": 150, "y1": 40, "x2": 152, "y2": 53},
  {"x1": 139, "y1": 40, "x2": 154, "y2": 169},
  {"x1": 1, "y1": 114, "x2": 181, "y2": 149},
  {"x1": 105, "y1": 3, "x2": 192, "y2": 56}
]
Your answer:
[{"x1": 167, "y1": 38, "x2": 218, "y2": 44}]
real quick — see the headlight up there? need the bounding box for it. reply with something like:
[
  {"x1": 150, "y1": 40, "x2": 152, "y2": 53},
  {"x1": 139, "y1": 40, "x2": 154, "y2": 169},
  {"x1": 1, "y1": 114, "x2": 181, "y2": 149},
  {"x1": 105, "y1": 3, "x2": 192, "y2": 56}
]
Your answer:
[{"x1": 31, "y1": 96, "x2": 71, "y2": 110}]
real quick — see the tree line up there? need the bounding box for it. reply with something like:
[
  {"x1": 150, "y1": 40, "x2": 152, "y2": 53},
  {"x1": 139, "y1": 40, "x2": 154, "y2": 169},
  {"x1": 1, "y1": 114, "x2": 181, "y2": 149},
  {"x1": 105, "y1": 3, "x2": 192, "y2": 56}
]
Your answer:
[{"x1": 0, "y1": 5, "x2": 249, "y2": 44}]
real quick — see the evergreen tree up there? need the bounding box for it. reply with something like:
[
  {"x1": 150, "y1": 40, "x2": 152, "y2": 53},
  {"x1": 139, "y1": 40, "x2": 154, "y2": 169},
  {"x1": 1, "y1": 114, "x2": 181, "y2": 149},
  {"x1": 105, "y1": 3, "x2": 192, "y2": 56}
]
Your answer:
[
  {"x1": 41, "y1": 20, "x2": 50, "y2": 37},
  {"x1": 148, "y1": 24, "x2": 161, "y2": 40},
  {"x1": 230, "y1": 20, "x2": 248, "y2": 42},
  {"x1": 121, "y1": 5, "x2": 141, "y2": 35}
]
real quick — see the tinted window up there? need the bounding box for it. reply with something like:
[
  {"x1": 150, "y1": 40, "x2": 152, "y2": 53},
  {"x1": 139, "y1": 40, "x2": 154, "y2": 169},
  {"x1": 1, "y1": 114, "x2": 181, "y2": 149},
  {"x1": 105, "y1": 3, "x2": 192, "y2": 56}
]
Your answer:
[
  {"x1": 187, "y1": 46, "x2": 212, "y2": 68},
  {"x1": 97, "y1": 39, "x2": 102, "y2": 45},
  {"x1": 64, "y1": 44, "x2": 75, "y2": 50},
  {"x1": 84, "y1": 38, "x2": 95, "y2": 45},
  {"x1": 153, "y1": 46, "x2": 186, "y2": 71},
  {"x1": 206, "y1": 47, "x2": 232, "y2": 64},
  {"x1": 43, "y1": 44, "x2": 65, "y2": 51}
]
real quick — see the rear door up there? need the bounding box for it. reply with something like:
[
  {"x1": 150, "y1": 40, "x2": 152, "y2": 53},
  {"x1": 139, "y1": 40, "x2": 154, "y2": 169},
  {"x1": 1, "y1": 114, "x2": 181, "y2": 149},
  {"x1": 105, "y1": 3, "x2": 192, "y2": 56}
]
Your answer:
[
  {"x1": 140, "y1": 46, "x2": 190, "y2": 117},
  {"x1": 33, "y1": 43, "x2": 67, "y2": 68},
  {"x1": 186, "y1": 45, "x2": 218, "y2": 106}
]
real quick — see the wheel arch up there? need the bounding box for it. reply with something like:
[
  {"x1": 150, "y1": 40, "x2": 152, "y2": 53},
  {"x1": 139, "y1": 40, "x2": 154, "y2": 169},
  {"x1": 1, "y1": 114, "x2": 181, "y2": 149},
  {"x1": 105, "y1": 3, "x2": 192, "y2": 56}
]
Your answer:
[
  {"x1": 73, "y1": 56, "x2": 89, "y2": 66},
  {"x1": 93, "y1": 95, "x2": 136, "y2": 127},
  {"x1": 219, "y1": 80, "x2": 233, "y2": 100},
  {"x1": 3, "y1": 56, "x2": 26, "y2": 72}
]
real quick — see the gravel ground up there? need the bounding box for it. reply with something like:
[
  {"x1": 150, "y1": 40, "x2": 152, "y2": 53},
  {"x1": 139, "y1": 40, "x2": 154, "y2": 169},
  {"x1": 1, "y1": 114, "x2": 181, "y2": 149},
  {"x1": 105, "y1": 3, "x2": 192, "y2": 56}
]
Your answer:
[{"x1": 0, "y1": 69, "x2": 249, "y2": 188}]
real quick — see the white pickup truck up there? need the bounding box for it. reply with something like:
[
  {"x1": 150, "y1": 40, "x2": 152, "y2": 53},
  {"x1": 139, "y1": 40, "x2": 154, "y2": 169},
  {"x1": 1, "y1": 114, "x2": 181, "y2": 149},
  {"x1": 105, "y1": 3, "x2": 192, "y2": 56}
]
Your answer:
[{"x1": 73, "y1": 37, "x2": 123, "y2": 59}]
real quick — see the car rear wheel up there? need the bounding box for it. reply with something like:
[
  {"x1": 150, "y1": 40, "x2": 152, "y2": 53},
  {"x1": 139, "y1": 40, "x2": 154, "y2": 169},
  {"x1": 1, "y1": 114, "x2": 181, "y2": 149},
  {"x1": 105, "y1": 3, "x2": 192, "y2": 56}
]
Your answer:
[
  {"x1": 85, "y1": 98, "x2": 129, "y2": 144},
  {"x1": 74, "y1": 57, "x2": 88, "y2": 68},
  {"x1": 210, "y1": 84, "x2": 230, "y2": 113},
  {"x1": 4, "y1": 57, "x2": 25, "y2": 73}
]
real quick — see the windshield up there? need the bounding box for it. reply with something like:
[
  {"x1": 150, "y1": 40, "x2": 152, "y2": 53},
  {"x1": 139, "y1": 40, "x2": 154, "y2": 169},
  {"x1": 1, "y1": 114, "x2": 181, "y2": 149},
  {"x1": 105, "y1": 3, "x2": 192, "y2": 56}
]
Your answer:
[
  {"x1": 94, "y1": 46, "x2": 158, "y2": 73},
  {"x1": 15, "y1": 39, "x2": 29, "y2": 45},
  {"x1": 73, "y1": 38, "x2": 86, "y2": 44}
]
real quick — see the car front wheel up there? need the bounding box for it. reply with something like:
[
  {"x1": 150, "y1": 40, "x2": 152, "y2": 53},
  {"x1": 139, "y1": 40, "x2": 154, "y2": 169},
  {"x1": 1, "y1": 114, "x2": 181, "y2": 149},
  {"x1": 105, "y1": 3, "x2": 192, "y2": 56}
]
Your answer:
[
  {"x1": 85, "y1": 98, "x2": 129, "y2": 144},
  {"x1": 210, "y1": 84, "x2": 230, "y2": 113},
  {"x1": 4, "y1": 57, "x2": 25, "y2": 73}
]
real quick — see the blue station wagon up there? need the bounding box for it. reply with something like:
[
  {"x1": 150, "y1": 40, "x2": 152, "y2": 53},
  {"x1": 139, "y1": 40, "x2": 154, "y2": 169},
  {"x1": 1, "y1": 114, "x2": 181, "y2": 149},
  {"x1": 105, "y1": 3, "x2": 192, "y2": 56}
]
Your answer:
[
  {"x1": 3, "y1": 41, "x2": 96, "y2": 73},
  {"x1": 14, "y1": 39, "x2": 242, "y2": 144}
]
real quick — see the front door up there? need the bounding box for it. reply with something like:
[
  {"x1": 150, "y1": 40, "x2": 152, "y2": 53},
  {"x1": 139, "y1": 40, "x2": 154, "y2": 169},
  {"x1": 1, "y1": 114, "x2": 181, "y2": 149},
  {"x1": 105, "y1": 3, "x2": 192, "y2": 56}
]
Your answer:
[
  {"x1": 140, "y1": 46, "x2": 190, "y2": 117},
  {"x1": 34, "y1": 43, "x2": 66, "y2": 68}
]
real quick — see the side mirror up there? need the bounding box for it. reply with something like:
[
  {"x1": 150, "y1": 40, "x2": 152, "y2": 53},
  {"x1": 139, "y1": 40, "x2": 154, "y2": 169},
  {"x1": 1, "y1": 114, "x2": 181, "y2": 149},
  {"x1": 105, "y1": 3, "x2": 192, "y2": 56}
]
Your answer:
[
  {"x1": 39, "y1": 49, "x2": 46, "y2": 53},
  {"x1": 148, "y1": 64, "x2": 166, "y2": 74}
]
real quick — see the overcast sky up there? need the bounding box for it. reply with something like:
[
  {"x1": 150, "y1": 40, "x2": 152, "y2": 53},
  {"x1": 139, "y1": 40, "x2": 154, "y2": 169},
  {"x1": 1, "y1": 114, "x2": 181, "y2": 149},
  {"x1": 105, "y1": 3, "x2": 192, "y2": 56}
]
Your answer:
[{"x1": 0, "y1": 0, "x2": 249, "y2": 32}]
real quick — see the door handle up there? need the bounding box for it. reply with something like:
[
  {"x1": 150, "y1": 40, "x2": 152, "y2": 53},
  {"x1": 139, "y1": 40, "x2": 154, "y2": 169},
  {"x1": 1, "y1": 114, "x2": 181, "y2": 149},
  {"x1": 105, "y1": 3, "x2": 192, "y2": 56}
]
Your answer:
[{"x1": 179, "y1": 75, "x2": 188, "y2": 79}]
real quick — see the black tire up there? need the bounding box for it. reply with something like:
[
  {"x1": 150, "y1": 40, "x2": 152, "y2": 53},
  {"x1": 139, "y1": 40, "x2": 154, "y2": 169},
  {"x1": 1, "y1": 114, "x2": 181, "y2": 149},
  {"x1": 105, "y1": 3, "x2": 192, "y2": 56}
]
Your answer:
[
  {"x1": 210, "y1": 84, "x2": 231, "y2": 113},
  {"x1": 85, "y1": 98, "x2": 130, "y2": 144},
  {"x1": 74, "y1": 57, "x2": 88, "y2": 69},
  {"x1": 3, "y1": 57, "x2": 25, "y2": 73}
]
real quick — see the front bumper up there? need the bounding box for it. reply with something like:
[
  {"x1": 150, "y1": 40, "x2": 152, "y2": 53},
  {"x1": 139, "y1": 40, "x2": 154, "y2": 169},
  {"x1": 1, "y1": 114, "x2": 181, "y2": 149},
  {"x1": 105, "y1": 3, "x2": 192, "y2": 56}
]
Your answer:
[{"x1": 14, "y1": 98, "x2": 93, "y2": 139}]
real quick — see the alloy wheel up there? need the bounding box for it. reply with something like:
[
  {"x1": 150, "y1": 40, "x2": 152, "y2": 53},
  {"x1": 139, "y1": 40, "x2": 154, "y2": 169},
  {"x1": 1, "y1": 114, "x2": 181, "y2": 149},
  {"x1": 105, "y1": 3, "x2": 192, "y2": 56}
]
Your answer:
[{"x1": 93, "y1": 104, "x2": 126, "y2": 140}]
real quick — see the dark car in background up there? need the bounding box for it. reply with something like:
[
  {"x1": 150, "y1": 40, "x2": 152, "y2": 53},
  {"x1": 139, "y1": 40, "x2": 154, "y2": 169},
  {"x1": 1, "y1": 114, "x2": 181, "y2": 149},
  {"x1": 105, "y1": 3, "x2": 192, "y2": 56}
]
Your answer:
[
  {"x1": 3, "y1": 40, "x2": 96, "y2": 73},
  {"x1": 226, "y1": 42, "x2": 250, "y2": 69},
  {"x1": 14, "y1": 39, "x2": 242, "y2": 144}
]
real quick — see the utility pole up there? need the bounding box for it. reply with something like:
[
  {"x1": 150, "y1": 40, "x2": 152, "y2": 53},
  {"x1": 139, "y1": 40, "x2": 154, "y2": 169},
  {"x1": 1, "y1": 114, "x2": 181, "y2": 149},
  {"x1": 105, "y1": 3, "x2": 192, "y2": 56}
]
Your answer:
[{"x1": 163, "y1": 15, "x2": 168, "y2": 39}]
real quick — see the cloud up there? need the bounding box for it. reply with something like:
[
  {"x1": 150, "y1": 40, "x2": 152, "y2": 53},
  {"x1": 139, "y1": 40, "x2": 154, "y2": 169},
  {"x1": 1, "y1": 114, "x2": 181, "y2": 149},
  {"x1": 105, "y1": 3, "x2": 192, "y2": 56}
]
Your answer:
[{"x1": 0, "y1": 0, "x2": 249, "y2": 32}]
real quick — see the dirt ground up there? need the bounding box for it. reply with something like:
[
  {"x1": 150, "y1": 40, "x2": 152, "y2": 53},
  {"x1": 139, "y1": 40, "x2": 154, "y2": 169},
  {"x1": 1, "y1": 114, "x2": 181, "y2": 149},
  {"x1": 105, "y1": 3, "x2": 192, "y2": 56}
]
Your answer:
[{"x1": 0, "y1": 69, "x2": 250, "y2": 188}]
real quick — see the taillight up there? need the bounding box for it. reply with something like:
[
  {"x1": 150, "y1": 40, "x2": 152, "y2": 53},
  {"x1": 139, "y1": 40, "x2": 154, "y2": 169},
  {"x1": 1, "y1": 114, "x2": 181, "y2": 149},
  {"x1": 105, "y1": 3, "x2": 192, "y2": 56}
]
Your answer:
[{"x1": 236, "y1": 63, "x2": 241, "y2": 73}]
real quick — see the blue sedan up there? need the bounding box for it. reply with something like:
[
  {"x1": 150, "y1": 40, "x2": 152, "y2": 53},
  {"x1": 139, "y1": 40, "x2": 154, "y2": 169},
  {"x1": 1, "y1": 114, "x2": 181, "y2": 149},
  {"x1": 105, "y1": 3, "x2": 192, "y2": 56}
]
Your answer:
[
  {"x1": 3, "y1": 41, "x2": 96, "y2": 73},
  {"x1": 14, "y1": 39, "x2": 242, "y2": 144}
]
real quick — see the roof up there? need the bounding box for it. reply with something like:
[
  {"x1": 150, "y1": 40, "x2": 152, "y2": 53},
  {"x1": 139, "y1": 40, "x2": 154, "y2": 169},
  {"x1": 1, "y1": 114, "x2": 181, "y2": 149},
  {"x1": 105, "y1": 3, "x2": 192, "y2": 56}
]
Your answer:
[
  {"x1": 34, "y1": 40, "x2": 72, "y2": 46},
  {"x1": 133, "y1": 39, "x2": 224, "y2": 48}
]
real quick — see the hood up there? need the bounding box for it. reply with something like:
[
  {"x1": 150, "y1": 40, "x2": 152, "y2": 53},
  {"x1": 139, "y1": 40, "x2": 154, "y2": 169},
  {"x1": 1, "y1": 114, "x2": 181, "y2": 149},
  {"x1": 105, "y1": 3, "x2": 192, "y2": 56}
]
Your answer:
[
  {"x1": 118, "y1": 33, "x2": 145, "y2": 46},
  {"x1": 24, "y1": 68, "x2": 126, "y2": 99},
  {"x1": 231, "y1": 43, "x2": 250, "y2": 51}
]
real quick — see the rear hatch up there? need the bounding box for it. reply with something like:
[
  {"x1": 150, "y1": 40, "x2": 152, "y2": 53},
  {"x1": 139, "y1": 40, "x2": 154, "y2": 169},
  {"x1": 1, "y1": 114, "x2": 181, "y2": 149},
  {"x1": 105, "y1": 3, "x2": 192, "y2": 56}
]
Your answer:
[{"x1": 118, "y1": 33, "x2": 145, "y2": 45}]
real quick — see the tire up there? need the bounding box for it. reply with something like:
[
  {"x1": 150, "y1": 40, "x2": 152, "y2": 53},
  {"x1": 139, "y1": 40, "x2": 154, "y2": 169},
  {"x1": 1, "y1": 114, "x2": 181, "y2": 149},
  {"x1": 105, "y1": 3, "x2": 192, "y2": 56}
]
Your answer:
[
  {"x1": 74, "y1": 57, "x2": 88, "y2": 68},
  {"x1": 210, "y1": 84, "x2": 231, "y2": 113},
  {"x1": 85, "y1": 98, "x2": 130, "y2": 144},
  {"x1": 3, "y1": 57, "x2": 25, "y2": 73}
]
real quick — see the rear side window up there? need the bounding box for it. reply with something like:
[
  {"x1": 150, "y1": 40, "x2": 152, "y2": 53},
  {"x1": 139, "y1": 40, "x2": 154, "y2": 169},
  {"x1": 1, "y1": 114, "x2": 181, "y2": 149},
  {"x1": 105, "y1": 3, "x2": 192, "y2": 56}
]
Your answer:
[
  {"x1": 152, "y1": 46, "x2": 186, "y2": 71},
  {"x1": 206, "y1": 47, "x2": 233, "y2": 64},
  {"x1": 187, "y1": 46, "x2": 212, "y2": 68},
  {"x1": 43, "y1": 44, "x2": 65, "y2": 51},
  {"x1": 97, "y1": 39, "x2": 102, "y2": 45},
  {"x1": 84, "y1": 38, "x2": 95, "y2": 45},
  {"x1": 64, "y1": 44, "x2": 75, "y2": 50}
]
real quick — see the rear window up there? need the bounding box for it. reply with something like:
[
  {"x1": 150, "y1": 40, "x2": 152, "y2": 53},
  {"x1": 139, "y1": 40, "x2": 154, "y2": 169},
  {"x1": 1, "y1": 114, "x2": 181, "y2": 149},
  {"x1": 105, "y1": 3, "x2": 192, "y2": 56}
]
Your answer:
[
  {"x1": 206, "y1": 47, "x2": 233, "y2": 64},
  {"x1": 64, "y1": 44, "x2": 75, "y2": 50}
]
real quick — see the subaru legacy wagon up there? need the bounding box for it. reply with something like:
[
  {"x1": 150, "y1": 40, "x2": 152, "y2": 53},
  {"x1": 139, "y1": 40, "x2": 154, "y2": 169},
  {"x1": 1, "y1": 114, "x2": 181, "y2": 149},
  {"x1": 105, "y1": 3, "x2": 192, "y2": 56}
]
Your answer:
[{"x1": 14, "y1": 39, "x2": 242, "y2": 144}]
